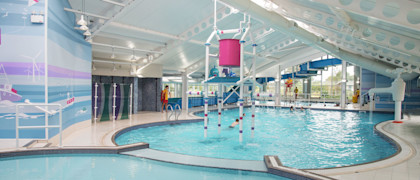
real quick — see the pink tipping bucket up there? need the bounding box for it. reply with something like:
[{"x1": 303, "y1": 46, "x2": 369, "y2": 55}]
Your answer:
[{"x1": 219, "y1": 39, "x2": 240, "y2": 67}]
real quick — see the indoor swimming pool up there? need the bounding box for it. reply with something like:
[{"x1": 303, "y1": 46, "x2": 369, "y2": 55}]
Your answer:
[
  {"x1": 0, "y1": 154, "x2": 285, "y2": 180},
  {"x1": 115, "y1": 108, "x2": 398, "y2": 169}
]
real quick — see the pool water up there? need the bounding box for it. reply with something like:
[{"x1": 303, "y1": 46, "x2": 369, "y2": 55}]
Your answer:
[
  {"x1": 0, "y1": 154, "x2": 286, "y2": 180},
  {"x1": 116, "y1": 107, "x2": 398, "y2": 169}
]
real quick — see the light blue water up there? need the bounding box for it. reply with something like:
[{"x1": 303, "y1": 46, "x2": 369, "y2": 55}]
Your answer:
[
  {"x1": 116, "y1": 107, "x2": 397, "y2": 169},
  {"x1": 0, "y1": 154, "x2": 286, "y2": 180}
]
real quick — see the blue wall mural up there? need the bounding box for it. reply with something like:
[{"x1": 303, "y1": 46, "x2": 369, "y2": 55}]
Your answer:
[{"x1": 0, "y1": 0, "x2": 92, "y2": 138}]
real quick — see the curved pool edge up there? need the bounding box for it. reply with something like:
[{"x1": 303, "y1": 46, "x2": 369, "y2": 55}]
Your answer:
[
  {"x1": 111, "y1": 108, "x2": 414, "y2": 177},
  {"x1": 0, "y1": 142, "x2": 149, "y2": 158},
  {"x1": 111, "y1": 119, "x2": 204, "y2": 146},
  {"x1": 308, "y1": 120, "x2": 415, "y2": 176}
]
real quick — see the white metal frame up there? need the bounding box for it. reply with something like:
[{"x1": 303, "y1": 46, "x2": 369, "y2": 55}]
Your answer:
[{"x1": 15, "y1": 103, "x2": 62, "y2": 149}]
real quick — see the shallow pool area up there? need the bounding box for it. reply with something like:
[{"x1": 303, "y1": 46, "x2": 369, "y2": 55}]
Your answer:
[
  {"x1": 0, "y1": 154, "x2": 286, "y2": 180},
  {"x1": 116, "y1": 108, "x2": 398, "y2": 169}
]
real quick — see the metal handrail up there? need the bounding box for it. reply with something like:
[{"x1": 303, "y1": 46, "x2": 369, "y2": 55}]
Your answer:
[
  {"x1": 16, "y1": 103, "x2": 62, "y2": 149},
  {"x1": 167, "y1": 104, "x2": 174, "y2": 120},
  {"x1": 174, "y1": 104, "x2": 182, "y2": 120}
]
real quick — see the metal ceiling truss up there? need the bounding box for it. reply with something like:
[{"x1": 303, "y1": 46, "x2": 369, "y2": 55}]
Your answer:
[
  {"x1": 88, "y1": 0, "x2": 137, "y2": 40},
  {"x1": 64, "y1": 8, "x2": 111, "y2": 20},
  {"x1": 260, "y1": 37, "x2": 299, "y2": 56},
  {"x1": 179, "y1": 7, "x2": 232, "y2": 41},
  {"x1": 312, "y1": 0, "x2": 420, "y2": 32},
  {"x1": 273, "y1": 0, "x2": 420, "y2": 57},
  {"x1": 271, "y1": 0, "x2": 420, "y2": 73}
]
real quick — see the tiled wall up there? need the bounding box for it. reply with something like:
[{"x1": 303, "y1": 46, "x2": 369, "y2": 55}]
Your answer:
[{"x1": 138, "y1": 78, "x2": 162, "y2": 112}]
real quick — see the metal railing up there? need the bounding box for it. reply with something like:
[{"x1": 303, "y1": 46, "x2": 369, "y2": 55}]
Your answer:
[
  {"x1": 167, "y1": 104, "x2": 182, "y2": 120},
  {"x1": 15, "y1": 103, "x2": 62, "y2": 148}
]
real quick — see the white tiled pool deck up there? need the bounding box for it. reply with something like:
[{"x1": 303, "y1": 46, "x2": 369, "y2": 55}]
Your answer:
[{"x1": 1, "y1": 105, "x2": 419, "y2": 180}]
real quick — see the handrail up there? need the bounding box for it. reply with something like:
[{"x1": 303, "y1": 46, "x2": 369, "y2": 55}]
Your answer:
[
  {"x1": 16, "y1": 103, "x2": 62, "y2": 149},
  {"x1": 167, "y1": 104, "x2": 174, "y2": 120},
  {"x1": 174, "y1": 104, "x2": 182, "y2": 120}
]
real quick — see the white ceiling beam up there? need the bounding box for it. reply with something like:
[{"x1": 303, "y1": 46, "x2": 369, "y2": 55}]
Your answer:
[
  {"x1": 283, "y1": 12, "x2": 420, "y2": 70},
  {"x1": 96, "y1": 32, "x2": 167, "y2": 46},
  {"x1": 311, "y1": 0, "x2": 420, "y2": 32},
  {"x1": 93, "y1": 59, "x2": 142, "y2": 66},
  {"x1": 221, "y1": 0, "x2": 419, "y2": 80},
  {"x1": 109, "y1": 22, "x2": 182, "y2": 40},
  {"x1": 101, "y1": 0, "x2": 126, "y2": 7},
  {"x1": 272, "y1": 0, "x2": 420, "y2": 56},
  {"x1": 268, "y1": 0, "x2": 420, "y2": 70},
  {"x1": 89, "y1": 0, "x2": 137, "y2": 40},
  {"x1": 255, "y1": 47, "x2": 324, "y2": 74},
  {"x1": 91, "y1": 42, "x2": 164, "y2": 54},
  {"x1": 64, "y1": 8, "x2": 110, "y2": 20},
  {"x1": 178, "y1": 7, "x2": 232, "y2": 40}
]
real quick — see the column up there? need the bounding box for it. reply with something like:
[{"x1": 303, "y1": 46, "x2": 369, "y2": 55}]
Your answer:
[
  {"x1": 275, "y1": 65, "x2": 281, "y2": 105},
  {"x1": 340, "y1": 61, "x2": 347, "y2": 108},
  {"x1": 182, "y1": 72, "x2": 188, "y2": 111}
]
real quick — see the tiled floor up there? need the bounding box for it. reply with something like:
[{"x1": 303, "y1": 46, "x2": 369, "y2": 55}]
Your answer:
[
  {"x1": 328, "y1": 114, "x2": 420, "y2": 180},
  {"x1": 1, "y1": 105, "x2": 419, "y2": 179}
]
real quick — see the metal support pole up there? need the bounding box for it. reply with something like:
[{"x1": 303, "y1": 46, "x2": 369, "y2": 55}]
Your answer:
[
  {"x1": 292, "y1": 66, "x2": 295, "y2": 105},
  {"x1": 204, "y1": 44, "x2": 210, "y2": 138},
  {"x1": 15, "y1": 105, "x2": 19, "y2": 149},
  {"x1": 218, "y1": 84, "x2": 222, "y2": 134},
  {"x1": 251, "y1": 43, "x2": 257, "y2": 138},
  {"x1": 113, "y1": 83, "x2": 117, "y2": 122},
  {"x1": 321, "y1": 71, "x2": 323, "y2": 104},
  {"x1": 331, "y1": 65, "x2": 334, "y2": 98},
  {"x1": 94, "y1": 83, "x2": 98, "y2": 123},
  {"x1": 59, "y1": 105, "x2": 62, "y2": 148},
  {"x1": 239, "y1": 40, "x2": 245, "y2": 142}
]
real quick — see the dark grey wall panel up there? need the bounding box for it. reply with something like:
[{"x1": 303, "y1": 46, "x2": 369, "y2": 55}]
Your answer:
[{"x1": 137, "y1": 78, "x2": 162, "y2": 112}]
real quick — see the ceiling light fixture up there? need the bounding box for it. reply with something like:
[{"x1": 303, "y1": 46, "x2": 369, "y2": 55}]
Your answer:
[
  {"x1": 78, "y1": 0, "x2": 88, "y2": 29},
  {"x1": 83, "y1": 29, "x2": 91, "y2": 36},
  {"x1": 77, "y1": 15, "x2": 87, "y2": 26},
  {"x1": 80, "y1": 24, "x2": 88, "y2": 31},
  {"x1": 143, "y1": 58, "x2": 148, "y2": 63}
]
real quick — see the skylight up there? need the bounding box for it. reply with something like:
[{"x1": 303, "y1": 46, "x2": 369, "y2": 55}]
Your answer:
[{"x1": 251, "y1": 0, "x2": 279, "y2": 11}]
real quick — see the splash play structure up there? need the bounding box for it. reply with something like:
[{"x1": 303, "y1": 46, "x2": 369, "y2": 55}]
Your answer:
[{"x1": 201, "y1": 1, "x2": 262, "y2": 142}]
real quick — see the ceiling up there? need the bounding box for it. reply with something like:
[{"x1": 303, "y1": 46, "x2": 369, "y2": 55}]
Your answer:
[{"x1": 67, "y1": 0, "x2": 420, "y2": 79}]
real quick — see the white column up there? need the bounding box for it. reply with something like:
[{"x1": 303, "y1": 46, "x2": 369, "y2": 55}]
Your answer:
[
  {"x1": 204, "y1": 44, "x2": 210, "y2": 138},
  {"x1": 182, "y1": 72, "x2": 188, "y2": 111},
  {"x1": 251, "y1": 43, "x2": 257, "y2": 138},
  {"x1": 340, "y1": 61, "x2": 347, "y2": 108},
  {"x1": 395, "y1": 101, "x2": 402, "y2": 121},
  {"x1": 275, "y1": 65, "x2": 281, "y2": 105},
  {"x1": 239, "y1": 40, "x2": 245, "y2": 142}
]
